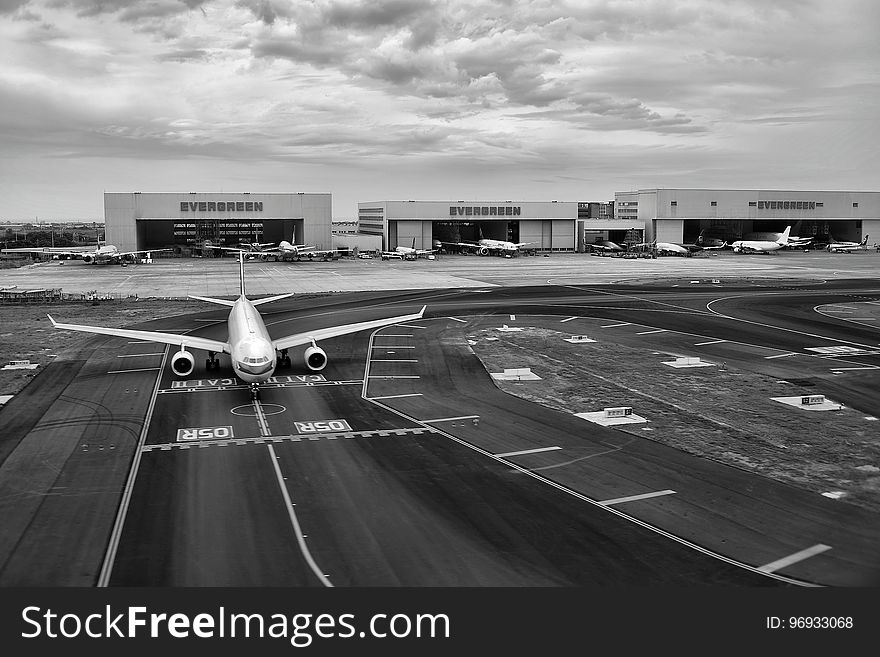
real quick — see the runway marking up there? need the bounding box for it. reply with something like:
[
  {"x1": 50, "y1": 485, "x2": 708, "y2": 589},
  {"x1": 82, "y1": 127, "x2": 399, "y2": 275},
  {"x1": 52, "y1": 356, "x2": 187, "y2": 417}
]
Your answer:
[
  {"x1": 636, "y1": 329, "x2": 667, "y2": 335},
  {"x1": 368, "y1": 375, "x2": 420, "y2": 379},
  {"x1": 510, "y1": 314, "x2": 516, "y2": 320},
  {"x1": 764, "y1": 353, "x2": 799, "y2": 359},
  {"x1": 599, "y1": 490, "x2": 677, "y2": 506},
  {"x1": 758, "y1": 544, "x2": 832, "y2": 574},
  {"x1": 107, "y1": 367, "x2": 162, "y2": 374},
  {"x1": 371, "y1": 345, "x2": 415, "y2": 349},
  {"x1": 142, "y1": 427, "x2": 435, "y2": 451},
  {"x1": 98, "y1": 347, "x2": 169, "y2": 587},
  {"x1": 370, "y1": 359, "x2": 418, "y2": 362},
  {"x1": 362, "y1": 397, "x2": 813, "y2": 587},
  {"x1": 422, "y1": 415, "x2": 480, "y2": 423},
  {"x1": 369, "y1": 393, "x2": 424, "y2": 400},
  {"x1": 495, "y1": 446, "x2": 562, "y2": 458},
  {"x1": 377, "y1": 334, "x2": 415, "y2": 337},
  {"x1": 694, "y1": 339, "x2": 726, "y2": 345},
  {"x1": 831, "y1": 366, "x2": 879, "y2": 371},
  {"x1": 601, "y1": 322, "x2": 631, "y2": 328},
  {"x1": 448, "y1": 317, "x2": 467, "y2": 323},
  {"x1": 267, "y1": 444, "x2": 333, "y2": 587},
  {"x1": 117, "y1": 353, "x2": 165, "y2": 358},
  {"x1": 254, "y1": 400, "x2": 271, "y2": 437},
  {"x1": 395, "y1": 324, "x2": 425, "y2": 329},
  {"x1": 559, "y1": 316, "x2": 578, "y2": 323}
]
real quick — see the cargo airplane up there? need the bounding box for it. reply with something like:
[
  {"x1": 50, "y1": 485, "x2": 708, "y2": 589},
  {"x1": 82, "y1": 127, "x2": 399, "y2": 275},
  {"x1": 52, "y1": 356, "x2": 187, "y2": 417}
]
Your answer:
[
  {"x1": 381, "y1": 237, "x2": 438, "y2": 260},
  {"x1": 730, "y1": 226, "x2": 792, "y2": 253},
  {"x1": 48, "y1": 253, "x2": 426, "y2": 399},
  {"x1": 2, "y1": 243, "x2": 167, "y2": 264},
  {"x1": 827, "y1": 235, "x2": 869, "y2": 252}
]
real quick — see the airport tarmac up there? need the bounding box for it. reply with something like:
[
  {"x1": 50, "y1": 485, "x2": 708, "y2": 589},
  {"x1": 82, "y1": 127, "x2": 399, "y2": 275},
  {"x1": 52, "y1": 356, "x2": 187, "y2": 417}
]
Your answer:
[{"x1": 1, "y1": 249, "x2": 878, "y2": 297}]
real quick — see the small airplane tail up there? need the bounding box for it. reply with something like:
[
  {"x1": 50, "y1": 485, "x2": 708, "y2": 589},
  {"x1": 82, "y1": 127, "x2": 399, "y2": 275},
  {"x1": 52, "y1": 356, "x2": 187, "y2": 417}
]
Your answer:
[
  {"x1": 777, "y1": 226, "x2": 792, "y2": 244},
  {"x1": 237, "y1": 250, "x2": 245, "y2": 297},
  {"x1": 861, "y1": 235, "x2": 869, "y2": 246}
]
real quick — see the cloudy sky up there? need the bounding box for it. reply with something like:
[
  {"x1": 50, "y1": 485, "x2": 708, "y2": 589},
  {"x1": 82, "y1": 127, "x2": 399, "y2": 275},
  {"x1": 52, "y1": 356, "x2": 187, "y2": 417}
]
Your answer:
[{"x1": 1, "y1": 0, "x2": 878, "y2": 221}]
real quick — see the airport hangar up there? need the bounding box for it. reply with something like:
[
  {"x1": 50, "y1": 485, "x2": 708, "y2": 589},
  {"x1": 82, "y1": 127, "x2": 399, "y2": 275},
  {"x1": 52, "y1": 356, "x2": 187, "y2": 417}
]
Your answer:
[
  {"x1": 616, "y1": 188, "x2": 880, "y2": 245},
  {"x1": 104, "y1": 192, "x2": 333, "y2": 255},
  {"x1": 357, "y1": 200, "x2": 589, "y2": 253}
]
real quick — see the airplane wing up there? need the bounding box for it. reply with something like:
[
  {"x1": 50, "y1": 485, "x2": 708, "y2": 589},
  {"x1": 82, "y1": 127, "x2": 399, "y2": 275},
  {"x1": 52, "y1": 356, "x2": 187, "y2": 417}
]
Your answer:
[
  {"x1": 47, "y1": 315, "x2": 230, "y2": 353},
  {"x1": 1, "y1": 247, "x2": 84, "y2": 256},
  {"x1": 272, "y1": 306, "x2": 426, "y2": 351}
]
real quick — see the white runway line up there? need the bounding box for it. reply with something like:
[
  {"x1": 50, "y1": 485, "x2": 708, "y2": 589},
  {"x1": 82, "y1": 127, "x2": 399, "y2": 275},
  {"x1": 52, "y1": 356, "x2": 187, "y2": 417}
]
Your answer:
[
  {"x1": 758, "y1": 544, "x2": 832, "y2": 574},
  {"x1": 601, "y1": 322, "x2": 631, "y2": 328},
  {"x1": 764, "y1": 353, "x2": 799, "y2": 359},
  {"x1": 448, "y1": 316, "x2": 467, "y2": 323},
  {"x1": 370, "y1": 359, "x2": 419, "y2": 362},
  {"x1": 495, "y1": 446, "x2": 562, "y2": 458},
  {"x1": 694, "y1": 339, "x2": 726, "y2": 345},
  {"x1": 559, "y1": 316, "x2": 578, "y2": 323},
  {"x1": 369, "y1": 393, "x2": 424, "y2": 400},
  {"x1": 371, "y1": 345, "x2": 415, "y2": 349},
  {"x1": 636, "y1": 329, "x2": 667, "y2": 335},
  {"x1": 599, "y1": 490, "x2": 677, "y2": 506},
  {"x1": 117, "y1": 353, "x2": 165, "y2": 358},
  {"x1": 423, "y1": 415, "x2": 480, "y2": 423},
  {"x1": 267, "y1": 444, "x2": 333, "y2": 588}
]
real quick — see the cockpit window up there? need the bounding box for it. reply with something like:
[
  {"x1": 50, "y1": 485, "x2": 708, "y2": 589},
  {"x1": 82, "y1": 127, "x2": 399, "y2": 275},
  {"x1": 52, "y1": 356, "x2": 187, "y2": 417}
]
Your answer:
[{"x1": 244, "y1": 356, "x2": 269, "y2": 364}]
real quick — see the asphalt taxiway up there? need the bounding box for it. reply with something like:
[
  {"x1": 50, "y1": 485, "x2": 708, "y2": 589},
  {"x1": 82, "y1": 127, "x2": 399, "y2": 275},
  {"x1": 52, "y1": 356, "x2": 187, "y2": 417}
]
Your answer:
[{"x1": 0, "y1": 255, "x2": 878, "y2": 586}]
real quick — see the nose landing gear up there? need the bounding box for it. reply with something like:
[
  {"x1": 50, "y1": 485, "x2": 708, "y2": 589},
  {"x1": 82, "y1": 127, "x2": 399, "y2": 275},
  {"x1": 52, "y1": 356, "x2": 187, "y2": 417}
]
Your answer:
[{"x1": 249, "y1": 383, "x2": 261, "y2": 401}]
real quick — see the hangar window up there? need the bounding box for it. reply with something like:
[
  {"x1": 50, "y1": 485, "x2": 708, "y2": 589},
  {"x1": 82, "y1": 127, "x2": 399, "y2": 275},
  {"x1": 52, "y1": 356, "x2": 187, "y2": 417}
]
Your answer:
[
  {"x1": 710, "y1": 201, "x2": 717, "y2": 206},
  {"x1": 670, "y1": 201, "x2": 677, "y2": 206},
  {"x1": 853, "y1": 202, "x2": 859, "y2": 207}
]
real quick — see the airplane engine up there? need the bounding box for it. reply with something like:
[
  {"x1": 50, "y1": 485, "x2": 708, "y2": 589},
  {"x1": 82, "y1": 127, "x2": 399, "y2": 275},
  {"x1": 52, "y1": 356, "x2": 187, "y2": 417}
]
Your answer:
[
  {"x1": 82, "y1": 254, "x2": 94, "y2": 264},
  {"x1": 478, "y1": 247, "x2": 490, "y2": 256},
  {"x1": 303, "y1": 344, "x2": 327, "y2": 371},
  {"x1": 171, "y1": 349, "x2": 195, "y2": 377}
]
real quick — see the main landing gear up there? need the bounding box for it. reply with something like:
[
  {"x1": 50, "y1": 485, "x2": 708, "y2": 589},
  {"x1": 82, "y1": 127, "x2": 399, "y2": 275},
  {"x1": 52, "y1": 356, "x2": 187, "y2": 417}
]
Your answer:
[
  {"x1": 277, "y1": 349, "x2": 291, "y2": 368},
  {"x1": 205, "y1": 351, "x2": 220, "y2": 370}
]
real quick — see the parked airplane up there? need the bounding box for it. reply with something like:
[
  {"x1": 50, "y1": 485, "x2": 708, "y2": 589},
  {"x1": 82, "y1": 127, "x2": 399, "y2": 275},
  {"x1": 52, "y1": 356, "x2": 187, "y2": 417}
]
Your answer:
[
  {"x1": 381, "y1": 237, "x2": 437, "y2": 260},
  {"x1": 48, "y1": 253, "x2": 426, "y2": 399},
  {"x1": 2, "y1": 242, "x2": 168, "y2": 264},
  {"x1": 730, "y1": 226, "x2": 792, "y2": 253},
  {"x1": 587, "y1": 240, "x2": 624, "y2": 253},
  {"x1": 827, "y1": 235, "x2": 869, "y2": 252},
  {"x1": 444, "y1": 231, "x2": 534, "y2": 257},
  {"x1": 252, "y1": 228, "x2": 338, "y2": 261}
]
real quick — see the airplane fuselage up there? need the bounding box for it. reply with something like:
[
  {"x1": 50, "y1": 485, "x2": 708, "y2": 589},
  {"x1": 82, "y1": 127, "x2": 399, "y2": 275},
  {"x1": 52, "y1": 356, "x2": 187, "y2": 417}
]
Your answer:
[{"x1": 227, "y1": 297, "x2": 276, "y2": 384}]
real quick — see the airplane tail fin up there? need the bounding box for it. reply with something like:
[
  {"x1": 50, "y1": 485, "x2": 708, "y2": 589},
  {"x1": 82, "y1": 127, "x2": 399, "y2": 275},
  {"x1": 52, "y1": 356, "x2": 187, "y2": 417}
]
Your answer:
[
  {"x1": 778, "y1": 226, "x2": 792, "y2": 244},
  {"x1": 862, "y1": 235, "x2": 869, "y2": 246},
  {"x1": 239, "y1": 251, "x2": 246, "y2": 298}
]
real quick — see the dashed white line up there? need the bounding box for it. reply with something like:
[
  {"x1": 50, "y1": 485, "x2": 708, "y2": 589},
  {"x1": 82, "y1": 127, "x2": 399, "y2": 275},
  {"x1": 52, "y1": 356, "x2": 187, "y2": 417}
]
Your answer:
[
  {"x1": 448, "y1": 317, "x2": 467, "y2": 323},
  {"x1": 117, "y1": 353, "x2": 165, "y2": 358},
  {"x1": 559, "y1": 317, "x2": 578, "y2": 323},
  {"x1": 636, "y1": 329, "x2": 667, "y2": 335},
  {"x1": 694, "y1": 339, "x2": 727, "y2": 346},
  {"x1": 370, "y1": 359, "x2": 419, "y2": 362},
  {"x1": 601, "y1": 323, "x2": 631, "y2": 328},
  {"x1": 758, "y1": 544, "x2": 832, "y2": 574},
  {"x1": 764, "y1": 353, "x2": 799, "y2": 359}
]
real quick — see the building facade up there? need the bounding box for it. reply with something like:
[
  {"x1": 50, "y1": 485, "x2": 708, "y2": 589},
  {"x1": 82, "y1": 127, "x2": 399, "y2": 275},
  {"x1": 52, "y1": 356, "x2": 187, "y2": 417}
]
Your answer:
[
  {"x1": 104, "y1": 192, "x2": 332, "y2": 254},
  {"x1": 615, "y1": 188, "x2": 880, "y2": 246},
  {"x1": 357, "y1": 200, "x2": 578, "y2": 252}
]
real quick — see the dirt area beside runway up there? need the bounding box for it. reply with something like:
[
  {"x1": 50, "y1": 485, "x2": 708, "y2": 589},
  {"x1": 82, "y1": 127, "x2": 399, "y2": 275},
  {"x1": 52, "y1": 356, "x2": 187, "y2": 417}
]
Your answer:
[
  {"x1": 467, "y1": 326, "x2": 880, "y2": 514},
  {"x1": 0, "y1": 299, "x2": 210, "y2": 399}
]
